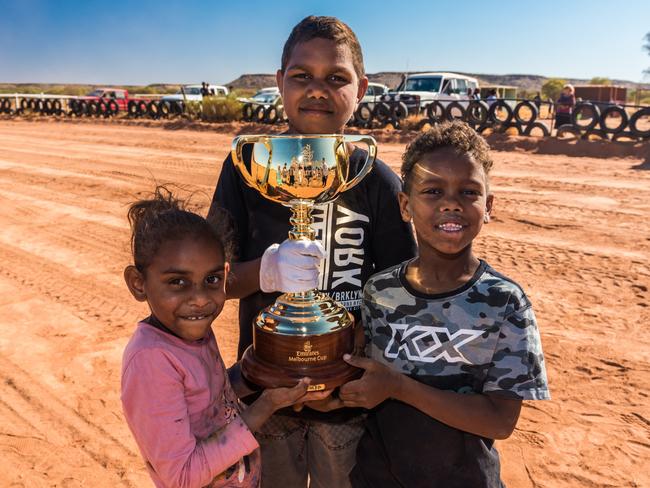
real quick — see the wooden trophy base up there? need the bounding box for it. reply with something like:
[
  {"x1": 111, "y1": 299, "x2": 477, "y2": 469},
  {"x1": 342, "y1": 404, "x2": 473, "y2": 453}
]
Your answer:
[
  {"x1": 241, "y1": 345, "x2": 362, "y2": 391},
  {"x1": 240, "y1": 316, "x2": 362, "y2": 392}
]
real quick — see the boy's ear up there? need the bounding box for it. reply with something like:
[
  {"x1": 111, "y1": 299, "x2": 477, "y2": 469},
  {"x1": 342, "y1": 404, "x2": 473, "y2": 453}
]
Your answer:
[
  {"x1": 398, "y1": 191, "x2": 411, "y2": 223},
  {"x1": 485, "y1": 193, "x2": 494, "y2": 220},
  {"x1": 124, "y1": 265, "x2": 147, "y2": 302},
  {"x1": 276, "y1": 69, "x2": 284, "y2": 96},
  {"x1": 356, "y1": 76, "x2": 369, "y2": 103}
]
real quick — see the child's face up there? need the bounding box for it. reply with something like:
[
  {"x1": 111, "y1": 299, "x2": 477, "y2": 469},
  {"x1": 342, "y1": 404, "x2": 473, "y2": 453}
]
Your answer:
[
  {"x1": 125, "y1": 236, "x2": 229, "y2": 342},
  {"x1": 399, "y1": 148, "x2": 493, "y2": 258},
  {"x1": 277, "y1": 37, "x2": 368, "y2": 134}
]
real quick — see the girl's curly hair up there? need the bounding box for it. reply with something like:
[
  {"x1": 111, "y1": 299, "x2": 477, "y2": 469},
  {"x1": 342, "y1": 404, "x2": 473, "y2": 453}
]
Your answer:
[{"x1": 127, "y1": 185, "x2": 234, "y2": 272}]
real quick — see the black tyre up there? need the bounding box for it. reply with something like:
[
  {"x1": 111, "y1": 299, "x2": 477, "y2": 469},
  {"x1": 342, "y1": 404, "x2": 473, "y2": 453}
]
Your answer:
[
  {"x1": 523, "y1": 121, "x2": 550, "y2": 138},
  {"x1": 137, "y1": 100, "x2": 148, "y2": 117},
  {"x1": 127, "y1": 100, "x2": 138, "y2": 117},
  {"x1": 53, "y1": 99, "x2": 62, "y2": 114},
  {"x1": 488, "y1": 100, "x2": 513, "y2": 125},
  {"x1": 392, "y1": 101, "x2": 409, "y2": 121},
  {"x1": 426, "y1": 101, "x2": 446, "y2": 123},
  {"x1": 499, "y1": 122, "x2": 525, "y2": 135},
  {"x1": 0, "y1": 98, "x2": 9, "y2": 113},
  {"x1": 43, "y1": 99, "x2": 53, "y2": 115},
  {"x1": 34, "y1": 99, "x2": 44, "y2": 113},
  {"x1": 88, "y1": 101, "x2": 100, "y2": 117},
  {"x1": 265, "y1": 106, "x2": 279, "y2": 124},
  {"x1": 354, "y1": 103, "x2": 373, "y2": 125},
  {"x1": 107, "y1": 100, "x2": 119, "y2": 116},
  {"x1": 158, "y1": 100, "x2": 170, "y2": 117},
  {"x1": 466, "y1": 100, "x2": 489, "y2": 125},
  {"x1": 79, "y1": 100, "x2": 89, "y2": 116},
  {"x1": 254, "y1": 105, "x2": 266, "y2": 123},
  {"x1": 611, "y1": 131, "x2": 639, "y2": 143},
  {"x1": 571, "y1": 102, "x2": 600, "y2": 131},
  {"x1": 372, "y1": 102, "x2": 392, "y2": 125},
  {"x1": 98, "y1": 101, "x2": 109, "y2": 117},
  {"x1": 171, "y1": 100, "x2": 183, "y2": 116},
  {"x1": 445, "y1": 101, "x2": 466, "y2": 121},
  {"x1": 556, "y1": 124, "x2": 581, "y2": 140},
  {"x1": 147, "y1": 100, "x2": 160, "y2": 118},
  {"x1": 20, "y1": 98, "x2": 29, "y2": 111},
  {"x1": 582, "y1": 128, "x2": 609, "y2": 141},
  {"x1": 69, "y1": 99, "x2": 79, "y2": 115},
  {"x1": 242, "y1": 103, "x2": 253, "y2": 121},
  {"x1": 514, "y1": 101, "x2": 538, "y2": 125},
  {"x1": 598, "y1": 105, "x2": 627, "y2": 134},
  {"x1": 628, "y1": 107, "x2": 650, "y2": 139}
]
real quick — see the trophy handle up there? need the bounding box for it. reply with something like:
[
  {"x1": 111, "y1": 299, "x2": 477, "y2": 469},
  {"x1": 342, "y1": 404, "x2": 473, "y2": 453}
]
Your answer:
[
  {"x1": 231, "y1": 135, "x2": 272, "y2": 190},
  {"x1": 339, "y1": 135, "x2": 377, "y2": 192}
]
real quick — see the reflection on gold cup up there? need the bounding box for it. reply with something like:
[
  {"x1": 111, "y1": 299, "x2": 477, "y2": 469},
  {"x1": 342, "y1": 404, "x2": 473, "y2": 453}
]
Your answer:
[{"x1": 232, "y1": 134, "x2": 377, "y2": 390}]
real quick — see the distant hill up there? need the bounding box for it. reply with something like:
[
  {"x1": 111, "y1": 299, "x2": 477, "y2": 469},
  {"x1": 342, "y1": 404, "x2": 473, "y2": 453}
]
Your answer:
[
  {"x1": 227, "y1": 72, "x2": 650, "y2": 93},
  {"x1": 2, "y1": 73, "x2": 648, "y2": 97},
  {"x1": 0, "y1": 83, "x2": 181, "y2": 96}
]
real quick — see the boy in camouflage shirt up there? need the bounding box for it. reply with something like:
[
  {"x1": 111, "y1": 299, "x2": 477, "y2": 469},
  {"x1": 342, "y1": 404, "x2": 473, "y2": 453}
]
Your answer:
[{"x1": 337, "y1": 121, "x2": 550, "y2": 487}]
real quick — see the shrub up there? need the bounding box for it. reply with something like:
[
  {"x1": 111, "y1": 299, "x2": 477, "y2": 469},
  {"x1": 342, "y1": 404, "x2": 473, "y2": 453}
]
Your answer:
[
  {"x1": 198, "y1": 95, "x2": 243, "y2": 122},
  {"x1": 541, "y1": 78, "x2": 566, "y2": 101}
]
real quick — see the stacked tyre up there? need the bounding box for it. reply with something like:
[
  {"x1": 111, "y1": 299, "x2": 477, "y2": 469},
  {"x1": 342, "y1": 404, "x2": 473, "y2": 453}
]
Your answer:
[
  {"x1": 557, "y1": 102, "x2": 649, "y2": 141},
  {"x1": 241, "y1": 104, "x2": 284, "y2": 124}
]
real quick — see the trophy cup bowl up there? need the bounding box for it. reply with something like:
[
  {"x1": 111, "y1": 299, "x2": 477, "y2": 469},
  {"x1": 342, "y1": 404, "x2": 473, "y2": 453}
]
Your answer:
[{"x1": 231, "y1": 134, "x2": 377, "y2": 391}]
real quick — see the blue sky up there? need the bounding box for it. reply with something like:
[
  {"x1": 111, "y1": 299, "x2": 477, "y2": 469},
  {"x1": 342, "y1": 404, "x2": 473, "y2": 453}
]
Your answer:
[{"x1": 1, "y1": 0, "x2": 649, "y2": 85}]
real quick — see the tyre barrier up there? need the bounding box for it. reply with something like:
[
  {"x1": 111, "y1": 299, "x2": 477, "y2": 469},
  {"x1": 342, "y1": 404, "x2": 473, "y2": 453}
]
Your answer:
[
  {"x1": 514, "y1": 100, "x2": 537, "y2": 125},
  {"x1": 354, "y1": 103, "x2": 373, "y2": 126},
  {"x1": 571, "y1": 102, "x2": 600, "y2": 131},
  {"x1": 426, "y1": 101, "x2": 446, "y2": 123},
  {"x1": 253, "y1": 105, "x2": 266, "y2": 123},
  {"x1": 147, "y1": 100, "x2": 160, "y2": 119},
  {"x1": 242, "y1": 103, "x2": 253, "y2": 121},
  {"x1": 445, "y1": 101, "x2": 466, "y2": 121},
  {"x1": 3, "y1": 94, "x2": 648, "y2": 141},
  {"x1": 264, "y1": 106, "x2": 280, "y2": 124}
]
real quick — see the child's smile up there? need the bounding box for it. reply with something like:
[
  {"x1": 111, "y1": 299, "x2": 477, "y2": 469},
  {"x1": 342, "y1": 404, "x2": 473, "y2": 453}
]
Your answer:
[
  {"x1": 277, "y1": 37, "x2": 367, "y2": 135},
  {"x1": 399, "y1": 148, "x2": 493, "y2": 258},
  {"x1": 131, "y1": 236, "x2": 229, "y2": 341}
]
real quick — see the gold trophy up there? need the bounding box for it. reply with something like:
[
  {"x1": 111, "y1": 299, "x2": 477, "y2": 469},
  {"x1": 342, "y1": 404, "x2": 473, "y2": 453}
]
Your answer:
[{"x1": 231, "y1": 134, "x2": 377, "y2": 391}]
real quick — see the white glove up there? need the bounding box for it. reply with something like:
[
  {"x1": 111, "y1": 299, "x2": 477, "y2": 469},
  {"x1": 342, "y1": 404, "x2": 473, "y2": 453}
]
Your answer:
[{"x1": 260, "y1": 239, "x2": 326, "y2": 293}]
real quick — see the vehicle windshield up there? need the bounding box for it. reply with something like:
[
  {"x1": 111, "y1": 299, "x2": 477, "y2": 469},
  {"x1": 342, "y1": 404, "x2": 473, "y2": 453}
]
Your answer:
[
  {"x1": 402, "y1": 76, "x2": 442, "y2": 93},
  {"x1": 177, "y1": 87, "x2": 202, "y2": 95},
  {"x1": 252, "y1": 93, "x2": 278, "y2": 103},
  {"x1": 87, "y1": 90, "x2": 105, "y2": 97}
]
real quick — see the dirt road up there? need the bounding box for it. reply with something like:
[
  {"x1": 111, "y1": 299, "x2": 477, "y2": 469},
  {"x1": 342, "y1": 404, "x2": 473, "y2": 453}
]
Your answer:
[{"x1": 0, "y1": 119, "x2": 648, "y2": 487}]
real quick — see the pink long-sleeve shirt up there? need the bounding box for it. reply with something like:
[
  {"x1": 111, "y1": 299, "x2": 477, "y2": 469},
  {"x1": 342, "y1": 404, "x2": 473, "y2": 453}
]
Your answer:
[{"x1": 121, "y1": 321, "x2": 261, "y2": 488}]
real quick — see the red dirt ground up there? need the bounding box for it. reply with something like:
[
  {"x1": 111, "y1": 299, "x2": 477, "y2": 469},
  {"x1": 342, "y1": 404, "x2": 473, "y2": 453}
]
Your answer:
[{"x1": 0, "y1": 119, "x2": 648, "y2": 487}]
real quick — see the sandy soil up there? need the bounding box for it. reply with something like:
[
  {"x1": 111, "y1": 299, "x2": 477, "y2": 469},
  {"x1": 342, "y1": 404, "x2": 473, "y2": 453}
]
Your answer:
[{"x1": 0, "y1": 118, "x2": 648, "y2": 488}]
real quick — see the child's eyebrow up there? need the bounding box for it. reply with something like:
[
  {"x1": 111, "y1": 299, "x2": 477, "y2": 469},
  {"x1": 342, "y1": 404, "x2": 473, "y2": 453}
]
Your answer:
[
  {"x1": 286, "y1": 63, "x2": 352, "y2": 74},
  {"x1": 161, "y1": 265, "x2": 225, "y2": 275}
]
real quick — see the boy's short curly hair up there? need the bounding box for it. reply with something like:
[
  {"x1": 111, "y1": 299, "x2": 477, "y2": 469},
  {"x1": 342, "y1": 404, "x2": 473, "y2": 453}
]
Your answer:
[
  {"x1": 401, "y1": 121, "x2": 493, "y2": 193},
  {"x1": 281, "y1": 16, "x2": 365, "y2": 79}
]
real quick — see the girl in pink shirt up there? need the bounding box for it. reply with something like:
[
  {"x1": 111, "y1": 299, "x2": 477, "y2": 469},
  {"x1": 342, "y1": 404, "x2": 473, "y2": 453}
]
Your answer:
[{"x1": 121, "y1": 187, "x2": 318, "y2": 488}]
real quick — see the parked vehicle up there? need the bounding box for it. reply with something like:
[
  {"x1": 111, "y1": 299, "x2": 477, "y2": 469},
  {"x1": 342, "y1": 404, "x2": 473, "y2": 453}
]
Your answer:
[
  {"x1": 162, "y1": 84, "x2": 229, "y2": 103},
  {"x1": 362, "y1": 82, "x2": 389, "y2": 106},
  {"x1": 383, "y1": 72, "x2": 480, "y2": 114},
  {"x1": 69, "y1": 88, "x2": 155, "y2": 117}
]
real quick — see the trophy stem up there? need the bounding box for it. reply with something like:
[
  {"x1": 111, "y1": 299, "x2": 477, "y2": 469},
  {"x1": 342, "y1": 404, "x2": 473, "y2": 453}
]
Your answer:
[{"x1": 288, "y1": 199, "x2": 315, "y2": 241}]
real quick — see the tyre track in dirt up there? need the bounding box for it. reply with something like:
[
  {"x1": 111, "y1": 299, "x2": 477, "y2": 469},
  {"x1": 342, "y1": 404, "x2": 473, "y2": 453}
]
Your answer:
[
  {"x1": 0, "y1": 354, "x2": 144, "y2": 487},
  {"x1": 1, "y1": 120, "x2": 649, "y2": 488}
]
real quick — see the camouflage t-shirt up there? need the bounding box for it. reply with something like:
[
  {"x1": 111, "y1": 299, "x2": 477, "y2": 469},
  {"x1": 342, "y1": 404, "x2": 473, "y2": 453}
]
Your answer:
[
  {"x1": 350, "y1": 260, "x2": 550, "y2": 488},
  {"x1": 363, "y1": 259, "x2": 549, "y2": 399}
]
